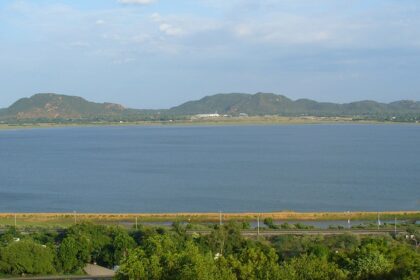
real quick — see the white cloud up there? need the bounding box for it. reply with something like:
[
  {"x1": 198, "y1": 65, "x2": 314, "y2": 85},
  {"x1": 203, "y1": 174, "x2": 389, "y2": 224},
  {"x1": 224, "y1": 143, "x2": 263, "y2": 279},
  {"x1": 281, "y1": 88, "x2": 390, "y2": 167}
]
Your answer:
[
  {"x1": 2, "y1": 0, "x2": 420, "y2": 106},
  {"x1": 149, "y1": 13, "x2": 223, "y2": 39},
  {"x1": 232, "y1": 19, "x2": 333, "y2": 45},
  {"x1": 70, "y1": 41, "x2": 91, "y2": 48},
  {"x1": 150, "y1": 13, "x2": 185, "y2": 37},
  {"x1": 150, "y1": 12, "x2": 161, "y2": 22},
  {"x1": 112, "y1": 57, "x2": 136, "y2": 64},
  {"x1": 230, "y1": 13, "x2": 385, "y2": 48},
  {"x1": 117, "y1": 0, "x2": 156, "y2": 4},
  {"x1": 5, "y1": 0, "x2": 420, "y2": 60},
  {"x1": 131, "y1": 34, "x2": 151, "y2": 43},
  {"x1": 233, "y1": 25, "x2": 252, "y2": 37},
  {"x1": 159, "y1": 23, "x2": 184, "y2": 36}
]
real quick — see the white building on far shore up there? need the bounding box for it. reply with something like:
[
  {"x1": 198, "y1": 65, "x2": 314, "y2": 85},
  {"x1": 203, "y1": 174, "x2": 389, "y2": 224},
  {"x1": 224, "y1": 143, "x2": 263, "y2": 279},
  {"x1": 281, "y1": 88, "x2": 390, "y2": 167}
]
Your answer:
[{"x1": 194, "y1": 113, "x2": 221, "y2": 118}]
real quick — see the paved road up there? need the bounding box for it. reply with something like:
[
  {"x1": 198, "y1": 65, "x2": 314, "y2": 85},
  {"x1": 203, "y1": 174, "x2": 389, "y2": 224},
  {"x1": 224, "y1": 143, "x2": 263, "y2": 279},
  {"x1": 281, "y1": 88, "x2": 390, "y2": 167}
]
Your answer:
[
  {"x1": 187, "y1": 229, "x2": 403, "y2": 236},
  {"x1": 0, "y1": 276, "x2": 112, "y2": 280},
  {"x1": 0, "y1": 227, "x2": 403, "y2": 236},
  {"x1": 0, "y1": 265, "x2": 114, "y2": 280}
]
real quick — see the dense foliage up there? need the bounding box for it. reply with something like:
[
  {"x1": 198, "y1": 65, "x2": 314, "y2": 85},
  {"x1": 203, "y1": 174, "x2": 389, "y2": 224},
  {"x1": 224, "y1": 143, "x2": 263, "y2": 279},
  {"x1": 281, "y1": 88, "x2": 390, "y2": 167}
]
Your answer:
[{"x1": 0, "y1": 222, "x2": 419, "y2": 279}]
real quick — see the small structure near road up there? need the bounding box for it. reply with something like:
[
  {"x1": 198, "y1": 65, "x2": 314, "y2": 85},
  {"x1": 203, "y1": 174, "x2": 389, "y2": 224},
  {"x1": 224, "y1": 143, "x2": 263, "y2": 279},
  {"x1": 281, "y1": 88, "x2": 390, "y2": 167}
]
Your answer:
[{"x1": 83, "y1": 264, "x2": 115, "y2": 278}]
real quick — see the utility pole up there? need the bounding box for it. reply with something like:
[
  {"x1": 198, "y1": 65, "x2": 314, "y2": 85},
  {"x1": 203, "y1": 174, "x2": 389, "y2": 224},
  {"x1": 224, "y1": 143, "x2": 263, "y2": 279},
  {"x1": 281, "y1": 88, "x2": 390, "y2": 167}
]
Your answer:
[
  {"x1": 135, "y1": 217, "x2": 138, "y2": 230},
  {"x1": 14, "y1": 214, "x2": 17, "y2": 227},
  {"x1": 257, "y1": 215, "x2": 260, "y2": 240},
  {"x1": 347, "y1": 211, "x2": 351, "y2": 229},
  {"x1": 377, "y1": 212, "x2": 380, "y2": 230},
  {"x1": 219, "y1": 211, "x2": 224, "y2": 256},
  {"x1": 394, "y1": 217, "x2": 397, "y2": 236}
]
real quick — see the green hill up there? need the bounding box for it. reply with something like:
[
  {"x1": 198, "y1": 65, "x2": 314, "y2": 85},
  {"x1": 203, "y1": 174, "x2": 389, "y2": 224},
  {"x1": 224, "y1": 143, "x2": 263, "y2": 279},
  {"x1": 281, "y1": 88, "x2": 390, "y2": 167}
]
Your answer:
[
  {"x1": 2, "y1": 93, "x2": 126, "y2": 120},
  {"x1": 169, "y1": 92, "x2": 420, "y2": 118},
  {"x1": 1, "y1": 92, "x2": 419, "y2": 123}
]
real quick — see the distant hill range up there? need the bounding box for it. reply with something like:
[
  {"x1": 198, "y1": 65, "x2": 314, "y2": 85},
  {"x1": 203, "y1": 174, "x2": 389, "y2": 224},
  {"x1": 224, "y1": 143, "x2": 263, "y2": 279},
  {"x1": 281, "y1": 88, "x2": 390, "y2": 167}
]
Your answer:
[
  {"x1": 1, "y1": 92, "x2": 419, "y2": 122},
  {"x1": 170, "y1": 93, "x2": 420, "y2": 117}
]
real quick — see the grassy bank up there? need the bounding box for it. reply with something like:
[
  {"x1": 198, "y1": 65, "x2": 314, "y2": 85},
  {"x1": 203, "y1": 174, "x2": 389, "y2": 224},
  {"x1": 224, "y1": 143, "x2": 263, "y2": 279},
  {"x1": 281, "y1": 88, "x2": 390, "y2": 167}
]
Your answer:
[{"x1": 0, "y1": 211, "x2": 418, "y2": 228}]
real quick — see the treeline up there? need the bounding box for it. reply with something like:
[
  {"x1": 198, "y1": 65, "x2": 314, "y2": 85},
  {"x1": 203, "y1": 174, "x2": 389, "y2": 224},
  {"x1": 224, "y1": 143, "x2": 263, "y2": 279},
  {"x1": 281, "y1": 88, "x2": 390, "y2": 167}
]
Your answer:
[
  {"x1": 0, "y1": 222, "x2": 419, "y2": 279},
  {"x1": 353, "y1": 113, "x2": 420, "y2": 123},
  {"x1": 0, "y1": 113, "x2": 188, "y2": 125},
  {"x1": 2, "y1": 112, "x2": 419, "y2": 125}
]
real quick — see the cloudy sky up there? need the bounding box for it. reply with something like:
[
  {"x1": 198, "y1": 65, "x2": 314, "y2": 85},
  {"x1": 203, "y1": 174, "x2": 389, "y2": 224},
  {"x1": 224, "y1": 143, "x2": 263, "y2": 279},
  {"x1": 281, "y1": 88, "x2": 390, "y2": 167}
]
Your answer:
[{"x1": 1, "y1": 0, "x2": 420, "y2": 108}]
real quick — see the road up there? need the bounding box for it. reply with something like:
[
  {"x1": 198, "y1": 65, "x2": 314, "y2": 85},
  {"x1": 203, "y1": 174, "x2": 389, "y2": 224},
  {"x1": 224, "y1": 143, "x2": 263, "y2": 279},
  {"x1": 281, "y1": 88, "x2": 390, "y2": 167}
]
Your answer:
[
  {"x1": 0, "y1": 276, "x2": 112, "y2": 280},
  {"x1": 0, "y1": 228, "x2": 403, "y2": 236},
  {"x1": 187, "y1": 229, "x2": 403, "y2": 236}
]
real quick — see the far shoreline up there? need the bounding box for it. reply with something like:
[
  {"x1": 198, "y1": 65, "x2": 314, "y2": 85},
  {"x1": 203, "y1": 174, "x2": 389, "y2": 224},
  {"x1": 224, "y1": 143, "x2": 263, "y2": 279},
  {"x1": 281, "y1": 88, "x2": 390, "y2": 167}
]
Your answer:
[{"x1": 1, "y1": 116, "x2": 419, "y2": 131}]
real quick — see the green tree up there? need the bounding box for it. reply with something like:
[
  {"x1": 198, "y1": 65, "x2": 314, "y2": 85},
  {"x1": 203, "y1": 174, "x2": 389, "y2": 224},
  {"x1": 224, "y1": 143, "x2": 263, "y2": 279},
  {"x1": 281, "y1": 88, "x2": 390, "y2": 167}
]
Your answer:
[
  {"x1": 65, "y1": 223, "x2": 112, "y2": 263},
  {"x1": 179, "y1": 242, "x2": 236, "y2": 280},
  {"x1": 57, "y1": 236, "x2": 90, "y2": 273},
  {"x1": 112, "y1": 228, "x2": 136, "y2": 263},
  {"x1": 388, "y1": 243, "x2": 420, "y2": 280},
  {"x1": 406, "y1": 225, "x2": 420, "y2": 242},
  {"x1": 325, "y1": 233, "x2": 360, "y2": 252},
  {"x1": 100, "y1": 227, "x2": 136, "y2": 267},
  {"x1": 204, "y1": 222, "x2": 245, "y2": 256},
  {"x1": 280, "y1": 254, "x2": 347, "y2": 280},
  {"x1": 307, "y1": 243, "x2": 330, "y2": 259},
  {"x1": 0, "y1": 240, "x2": 55, "y2": 275},
  {"x1": 271, "y1": 235, "x2": 315, "y2": 260},
  {"x1": 350, "y1": 250, "x2": 392, "y2": 280},
  {"x1": 228, "y1": 247, "x2": 281, "y2": 280},
  {"x1": 0, "y1": 227, "x2": 21, "y2": 246},
  {"x1": 116, "y1": 247, "x2": 166, "y2": 280},
  {"x1": 117, "y1": 233, "x2": 181, "y2": 280}
]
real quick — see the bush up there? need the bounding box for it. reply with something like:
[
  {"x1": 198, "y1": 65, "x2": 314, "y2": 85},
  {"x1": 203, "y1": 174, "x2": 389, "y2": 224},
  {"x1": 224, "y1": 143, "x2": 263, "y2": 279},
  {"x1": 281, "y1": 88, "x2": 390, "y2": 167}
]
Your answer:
[{"x1": 263, "y1": 218, "x2": 279, "y2": 229}]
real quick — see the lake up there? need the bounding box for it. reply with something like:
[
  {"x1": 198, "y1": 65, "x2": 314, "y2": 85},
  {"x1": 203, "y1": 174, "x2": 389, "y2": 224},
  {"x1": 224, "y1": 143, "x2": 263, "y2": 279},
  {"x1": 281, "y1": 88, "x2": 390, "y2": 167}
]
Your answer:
[{"x1": 0, "y1": 124, "x2": 419, "y2": 213}]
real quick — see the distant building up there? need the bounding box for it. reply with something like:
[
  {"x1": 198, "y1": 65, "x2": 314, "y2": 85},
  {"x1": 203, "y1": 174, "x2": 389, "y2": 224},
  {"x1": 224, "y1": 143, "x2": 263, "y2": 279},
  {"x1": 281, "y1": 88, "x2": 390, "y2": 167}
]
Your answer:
[{"x1": 194, "y1": 113, "x2": 221, "y2": 118}]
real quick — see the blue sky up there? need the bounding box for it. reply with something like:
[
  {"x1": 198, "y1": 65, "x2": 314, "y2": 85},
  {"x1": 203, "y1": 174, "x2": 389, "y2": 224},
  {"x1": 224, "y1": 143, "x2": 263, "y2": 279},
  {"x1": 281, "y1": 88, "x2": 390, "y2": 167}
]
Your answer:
[{"x1": 1, "y1": 0, "x2": 420, "y2": 108}]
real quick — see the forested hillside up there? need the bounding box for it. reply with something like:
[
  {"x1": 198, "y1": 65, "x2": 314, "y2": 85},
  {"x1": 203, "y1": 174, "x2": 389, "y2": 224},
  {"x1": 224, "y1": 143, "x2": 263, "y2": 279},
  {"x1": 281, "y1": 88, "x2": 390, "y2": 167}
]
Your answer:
[{"x1": 169, "y1": 92, "x2": 420, "y2": 119}]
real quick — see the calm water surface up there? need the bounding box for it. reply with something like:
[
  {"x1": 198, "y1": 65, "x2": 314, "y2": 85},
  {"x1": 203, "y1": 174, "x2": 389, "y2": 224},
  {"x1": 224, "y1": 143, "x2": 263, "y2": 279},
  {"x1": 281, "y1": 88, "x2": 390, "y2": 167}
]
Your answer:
[{"x1": 0, "y1": 124, "x2": 419, "y2": 212}]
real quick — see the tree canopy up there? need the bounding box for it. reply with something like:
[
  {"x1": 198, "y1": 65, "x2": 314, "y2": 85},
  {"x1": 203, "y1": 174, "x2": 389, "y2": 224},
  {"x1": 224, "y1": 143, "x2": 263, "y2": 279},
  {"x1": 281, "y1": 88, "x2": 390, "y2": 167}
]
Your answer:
[{"x1": 0, "y1": 222, "x2": 419, "y2": 279}]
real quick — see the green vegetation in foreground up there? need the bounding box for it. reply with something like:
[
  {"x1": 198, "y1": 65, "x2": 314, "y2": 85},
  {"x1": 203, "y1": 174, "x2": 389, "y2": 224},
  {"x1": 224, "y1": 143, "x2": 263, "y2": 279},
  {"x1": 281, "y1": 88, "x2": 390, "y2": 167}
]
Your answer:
[{"x1": 0, "y1": 222, "x2": 419, "y2": 279}]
